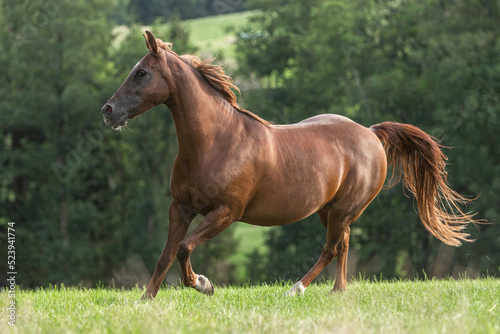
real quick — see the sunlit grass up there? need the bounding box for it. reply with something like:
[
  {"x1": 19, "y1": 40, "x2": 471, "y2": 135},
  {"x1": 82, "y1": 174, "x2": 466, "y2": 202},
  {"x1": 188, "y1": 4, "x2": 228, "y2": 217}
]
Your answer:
[
  {"x1": 185, "y1": 11, "x2": 255, "y2": 60},
  {"x1": 2, "y1": 279, "x2": 499, "y2": 333}
]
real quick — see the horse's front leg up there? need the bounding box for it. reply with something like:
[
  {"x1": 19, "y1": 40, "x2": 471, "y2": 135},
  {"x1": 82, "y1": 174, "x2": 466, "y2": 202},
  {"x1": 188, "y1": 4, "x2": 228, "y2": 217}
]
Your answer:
[
  {"x1": 176, "y1": 205, "x2": 234, "y2": 295},
  {"x1": 141, "y1": 200, "x2": 195, "y2": 300}
]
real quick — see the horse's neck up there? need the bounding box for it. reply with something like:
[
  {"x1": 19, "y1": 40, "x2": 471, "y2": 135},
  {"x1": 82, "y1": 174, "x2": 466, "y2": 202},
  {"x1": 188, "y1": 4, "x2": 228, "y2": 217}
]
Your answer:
[{"x1": 166, "y1": 59, "x2": 239, "y2": 155}]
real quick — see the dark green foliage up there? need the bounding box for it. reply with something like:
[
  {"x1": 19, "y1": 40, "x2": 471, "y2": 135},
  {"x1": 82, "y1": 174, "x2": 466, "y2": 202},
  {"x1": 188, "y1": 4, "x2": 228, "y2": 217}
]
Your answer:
[
  {"x1": 127, "y1": 0, "x2": 249, "y2": 24},
  {"x1": 0, "y1": 0, "x2": 119, "y2": 287}
]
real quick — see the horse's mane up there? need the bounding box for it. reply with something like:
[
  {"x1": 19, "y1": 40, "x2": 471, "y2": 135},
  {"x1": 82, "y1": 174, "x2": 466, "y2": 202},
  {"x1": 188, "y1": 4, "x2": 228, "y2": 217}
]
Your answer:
[{"x1": 155, "y1": 39, "x2": 271, "y2": 126}]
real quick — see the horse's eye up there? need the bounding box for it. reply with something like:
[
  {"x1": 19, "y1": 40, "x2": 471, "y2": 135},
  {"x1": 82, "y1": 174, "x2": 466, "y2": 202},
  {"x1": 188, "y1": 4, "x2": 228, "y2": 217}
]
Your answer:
[{"x1": 136, "y1": 69, "x2": 147, "y2": 77}]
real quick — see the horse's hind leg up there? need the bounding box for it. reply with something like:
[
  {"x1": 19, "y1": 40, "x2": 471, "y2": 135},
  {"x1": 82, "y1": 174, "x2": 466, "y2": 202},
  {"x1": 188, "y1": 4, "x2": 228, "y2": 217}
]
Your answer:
[
  {"x1": 332, "y1": 227, "x2": 350, "y2": 292},
  {"x1": 318, "y1": 206, "x2": 352, "y2": 292},
  {"x1": 284, "y1": 205, "x2": 362, "y2": 296}
]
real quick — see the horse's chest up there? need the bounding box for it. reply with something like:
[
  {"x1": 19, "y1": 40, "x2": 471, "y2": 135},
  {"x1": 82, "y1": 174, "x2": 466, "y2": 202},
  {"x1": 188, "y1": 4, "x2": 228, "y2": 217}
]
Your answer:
[{"x1": 170, "y1": 160, "x2": 241, "y2": 214}]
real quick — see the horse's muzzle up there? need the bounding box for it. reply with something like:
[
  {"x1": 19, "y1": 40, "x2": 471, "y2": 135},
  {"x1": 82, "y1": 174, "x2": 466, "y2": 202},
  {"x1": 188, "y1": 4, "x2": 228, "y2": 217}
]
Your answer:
[
  {"x1": 102, "y1": 103, "x2": 128, "y2": 129},
  {"x1": 102, "y1": 104, "x2": 113, "y2": 116}
]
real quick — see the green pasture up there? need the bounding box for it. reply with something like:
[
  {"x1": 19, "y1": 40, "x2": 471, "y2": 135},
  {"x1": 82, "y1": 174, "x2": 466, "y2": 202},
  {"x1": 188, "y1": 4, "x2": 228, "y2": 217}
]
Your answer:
[
  {"x1": 186, "y1": 11, "x2": 254, "y2": 58},
  {"x1": 2, "y1": 279, "x2": 499, "y2": 333}
]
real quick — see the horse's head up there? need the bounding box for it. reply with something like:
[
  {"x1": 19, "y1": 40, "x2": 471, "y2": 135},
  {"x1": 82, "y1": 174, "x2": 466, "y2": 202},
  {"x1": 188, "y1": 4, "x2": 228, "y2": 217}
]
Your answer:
[{"x1": 102, "y1": 31, "x2": 171, "y2": 129}]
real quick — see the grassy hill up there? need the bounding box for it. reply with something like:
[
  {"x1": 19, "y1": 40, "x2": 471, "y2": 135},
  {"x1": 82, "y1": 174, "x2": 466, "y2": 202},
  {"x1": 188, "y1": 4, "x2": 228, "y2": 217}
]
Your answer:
[{"x1": 185, "y1": 11, "x2": 255, "y2": 60}]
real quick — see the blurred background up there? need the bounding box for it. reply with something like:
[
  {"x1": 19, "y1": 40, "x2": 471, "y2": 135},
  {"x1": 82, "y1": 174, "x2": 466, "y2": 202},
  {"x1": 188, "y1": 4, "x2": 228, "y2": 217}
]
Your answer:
[{"x1": 1, "y1": 0, "x2": 499, "y2": 289}]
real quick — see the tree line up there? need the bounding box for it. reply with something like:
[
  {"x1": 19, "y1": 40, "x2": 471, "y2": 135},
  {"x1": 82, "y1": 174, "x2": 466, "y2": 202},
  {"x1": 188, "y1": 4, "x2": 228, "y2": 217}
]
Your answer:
[
  {"x1": 1, "y1": 0, "x2": 498, "y2": 289},
  {"x1": 111, "y1": 0, "x2": 248, "y2": 24}
]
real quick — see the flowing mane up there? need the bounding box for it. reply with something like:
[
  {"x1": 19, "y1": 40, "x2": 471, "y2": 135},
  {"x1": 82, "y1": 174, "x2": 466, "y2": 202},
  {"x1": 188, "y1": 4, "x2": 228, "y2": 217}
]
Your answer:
[{"x1": 154, "y1": 39, "x2": 271, "y2": 126}]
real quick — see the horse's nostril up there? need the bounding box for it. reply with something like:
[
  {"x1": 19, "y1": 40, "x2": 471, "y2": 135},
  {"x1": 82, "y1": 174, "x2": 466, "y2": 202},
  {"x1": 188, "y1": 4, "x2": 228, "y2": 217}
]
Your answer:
[{"x1": 102, "y1": 104, "x2": 113, "y2": 115}]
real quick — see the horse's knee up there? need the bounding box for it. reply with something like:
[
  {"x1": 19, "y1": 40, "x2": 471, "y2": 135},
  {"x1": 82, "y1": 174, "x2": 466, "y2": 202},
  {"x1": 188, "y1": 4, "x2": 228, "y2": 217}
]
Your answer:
[
  {"x1": 335, "y1": 240, "x2": 349, "y2": 255},
  {"x1": 154, "y1": 258, "x2": 169, "y2": 273},
  {"x1": 324, "y1": 230, "x2": 351, "y2": 260},
  {"x1": 337, "y1": 227, "x2": 351, "y2": 254},
  {"x1": 344, "y1": 226, "x2": 351, "y2": 239},
  {"x1": 321, "y1": 244, "x2": 336, "y2": 262},
  {"x1": 177, "y1": 241, "x2": 191, "y2": 262}
]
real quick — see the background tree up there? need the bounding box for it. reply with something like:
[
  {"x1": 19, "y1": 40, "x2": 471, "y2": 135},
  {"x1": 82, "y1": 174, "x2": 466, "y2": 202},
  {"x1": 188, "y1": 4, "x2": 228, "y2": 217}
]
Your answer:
[
  {"x1": 127, "y1": 0, "x2": 249, "y2": 24},
  {"x1": 0, "y1": 0, "x2": 121, "y2": 286}
]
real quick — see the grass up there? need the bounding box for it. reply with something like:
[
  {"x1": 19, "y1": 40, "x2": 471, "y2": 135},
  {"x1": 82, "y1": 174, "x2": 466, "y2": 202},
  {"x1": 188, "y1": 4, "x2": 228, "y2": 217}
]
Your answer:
[
  {"x1": 185, "y1": 11, "x2": 255, "y2": 59},
  {"x1": 2, "y1": 279, "x2": 499, "y2": 333},
  {"x1": 113, "y1": 11, "x2": 254, "y2": 61}
]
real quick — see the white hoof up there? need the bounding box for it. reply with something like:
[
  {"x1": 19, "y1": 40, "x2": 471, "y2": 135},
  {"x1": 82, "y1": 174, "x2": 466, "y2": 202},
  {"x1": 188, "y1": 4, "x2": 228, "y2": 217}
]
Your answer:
[
  {"x1": 284, "y1": 281, "x2": 306, "y2": 297},
  {"x1": 194, "y1": 275, "x2": 214, "y2": 295}
]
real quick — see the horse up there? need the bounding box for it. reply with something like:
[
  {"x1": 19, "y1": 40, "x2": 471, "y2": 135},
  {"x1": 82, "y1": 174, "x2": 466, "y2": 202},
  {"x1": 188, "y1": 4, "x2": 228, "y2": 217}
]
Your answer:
[{"x1": 102, "y1": 31, "x2": 478, "y2": 299}]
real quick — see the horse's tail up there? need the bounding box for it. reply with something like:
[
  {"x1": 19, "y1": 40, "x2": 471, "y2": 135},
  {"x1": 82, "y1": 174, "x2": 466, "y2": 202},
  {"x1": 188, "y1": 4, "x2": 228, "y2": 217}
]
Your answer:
[{"x1": 370, "y1": 121, "x2": 478, "y2": 246}]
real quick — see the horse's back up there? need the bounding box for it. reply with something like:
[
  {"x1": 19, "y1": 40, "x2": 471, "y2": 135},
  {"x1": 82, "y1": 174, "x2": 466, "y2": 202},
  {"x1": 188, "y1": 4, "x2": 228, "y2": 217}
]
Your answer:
[
  {"x1": 270, "y1": 114, "x2": 381, "y2": 157},
  {"x1": 271, "y1": 114, "x2": 354, "y2": 129},
  {"x1": 297, "y1": 114, "x2": 354, "y2": 126}
]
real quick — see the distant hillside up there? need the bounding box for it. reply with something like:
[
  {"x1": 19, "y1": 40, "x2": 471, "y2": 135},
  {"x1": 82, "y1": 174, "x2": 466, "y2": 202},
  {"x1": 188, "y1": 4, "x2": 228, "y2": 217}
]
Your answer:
[{"x1": 185, "y1": 11, "x2": 255, "y2": 60}]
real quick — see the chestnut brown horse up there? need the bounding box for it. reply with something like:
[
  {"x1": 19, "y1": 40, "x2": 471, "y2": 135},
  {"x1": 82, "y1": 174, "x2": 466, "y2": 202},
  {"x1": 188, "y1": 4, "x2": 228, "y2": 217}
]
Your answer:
[{"x1": 102, "y1": 31, "x2": 478, "y2": 298}]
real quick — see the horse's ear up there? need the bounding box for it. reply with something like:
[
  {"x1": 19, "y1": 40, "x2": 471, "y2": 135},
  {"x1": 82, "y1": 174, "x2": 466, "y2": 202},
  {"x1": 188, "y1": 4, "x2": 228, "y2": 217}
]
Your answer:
[{"x1": 144, "y1": 31, "x2": 159, "y2": 54}]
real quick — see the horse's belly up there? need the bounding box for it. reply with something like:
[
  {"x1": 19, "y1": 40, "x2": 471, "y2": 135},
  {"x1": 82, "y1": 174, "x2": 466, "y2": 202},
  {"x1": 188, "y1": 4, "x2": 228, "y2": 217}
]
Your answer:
[
  {"x1": 240, "y1": 196, "x2": 324, "y2": 226},
  {"x1": 240, "y1": 208, "x2": 317, "y2": 226},
  {"x1": 240, "y1": 171, "x2": 339, "y2": 226}
]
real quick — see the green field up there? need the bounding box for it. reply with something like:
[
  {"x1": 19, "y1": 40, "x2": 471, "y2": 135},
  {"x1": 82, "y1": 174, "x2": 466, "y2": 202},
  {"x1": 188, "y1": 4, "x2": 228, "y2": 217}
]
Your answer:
[
  {"x1": 2, "y1": 279, "x2": 499, "y2": 333},
  {"x1": 185, "y1": 11, "x2": 255, "y2": 60}
]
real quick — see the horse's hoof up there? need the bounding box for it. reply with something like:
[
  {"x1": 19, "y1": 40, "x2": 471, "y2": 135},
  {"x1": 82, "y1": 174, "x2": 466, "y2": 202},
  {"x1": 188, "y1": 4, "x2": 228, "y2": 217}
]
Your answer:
[
  {"x1": 194, "y1": 275, "x2": 214, "y2": 295},
  {"x1": 137, "y1": 293, "x2": 154, "y2": 302},
  {"x1": 283, "y1": 281, "x2": 306, "y2": 297},
  {"x1": 330, "y1": 285, "x2": 346, "y2": 294}
]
